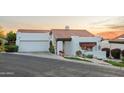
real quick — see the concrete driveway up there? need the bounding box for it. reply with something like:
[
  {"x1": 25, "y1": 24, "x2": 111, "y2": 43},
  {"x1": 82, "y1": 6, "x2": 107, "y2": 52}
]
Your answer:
[{"x1": 0, "y1": 53, "x2": 124, "y2": 77}]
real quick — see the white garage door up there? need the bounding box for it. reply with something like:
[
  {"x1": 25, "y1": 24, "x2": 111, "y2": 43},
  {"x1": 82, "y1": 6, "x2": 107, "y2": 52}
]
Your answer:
[{"x1": 19, "y1": 40, "x2": 49, "y2": 52}]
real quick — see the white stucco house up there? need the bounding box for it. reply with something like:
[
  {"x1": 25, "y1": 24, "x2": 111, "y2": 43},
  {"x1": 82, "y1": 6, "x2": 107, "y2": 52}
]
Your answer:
[{"x1": 16, "y1": 28, "x2": 106, "y2": 59}]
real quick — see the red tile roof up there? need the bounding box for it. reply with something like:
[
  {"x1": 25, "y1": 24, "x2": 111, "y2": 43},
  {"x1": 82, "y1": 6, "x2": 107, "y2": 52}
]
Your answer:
[
  {"x1": 51, "y1": 29, "x2": 94, "y2": 38},
  {"x1": 97, "y1": 31, "x2": 124, "y2": 40},
  {"x1": 114, "y1": 34, "x2": 124, "y2": 39},
  {"x1": 109, "y1": 34, "x2": 124, "y2": 43},
  {"x1": 18, "y1": 29, "x2": 50, "y2": 33},
  {"x1": 17, "y1": 29, "x2": 94, "y2": 38}
]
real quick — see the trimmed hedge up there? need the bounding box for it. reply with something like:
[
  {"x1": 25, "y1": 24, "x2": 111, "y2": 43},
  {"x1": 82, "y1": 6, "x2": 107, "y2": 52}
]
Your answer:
[
  {"x1": 4, "y1": 45, "x2": 18, "y2": 52},
  {"x1": 111, "y1": 48, "x2": 121, "y2": 59},
  {"x1": 102, "y1": 48, "x2": 110, "y2": 58}
]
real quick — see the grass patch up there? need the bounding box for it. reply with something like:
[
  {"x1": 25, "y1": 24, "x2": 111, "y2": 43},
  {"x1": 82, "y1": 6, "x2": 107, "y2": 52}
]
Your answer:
[
  {"x1": 64, "y1": 57, "x2": 92, "y2": 62},
  {"x1": 107, "y1": 60, "x2": 124, "y2": 67}
]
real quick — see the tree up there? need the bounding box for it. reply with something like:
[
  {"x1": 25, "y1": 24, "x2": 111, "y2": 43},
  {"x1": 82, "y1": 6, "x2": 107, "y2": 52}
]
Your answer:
[
  {"x1": 0, "y1": 26, "x2": 5, "y2": 38},
  {"x1": 6, "y1": 31, "x2": 16, "y2": 44}
]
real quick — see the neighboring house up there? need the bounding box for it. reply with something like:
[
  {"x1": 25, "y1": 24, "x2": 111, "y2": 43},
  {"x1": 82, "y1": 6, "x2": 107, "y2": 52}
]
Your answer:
[
  {"x1": 16, "y1": 27, "x2": 106, "y2": 59},
  {"x1": 109, "y1": 34, "x2": 124, "y2": 50},
  {"x1": 100, "y1": 34, "x2": 124, "y2": 50}
]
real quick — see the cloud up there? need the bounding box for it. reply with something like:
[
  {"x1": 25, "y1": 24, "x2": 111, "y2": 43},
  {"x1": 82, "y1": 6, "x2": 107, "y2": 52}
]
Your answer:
[
  {"x1": 106, "y1": 24, "x2": 124, "y2": 29},
  {"x1": 90, "y1": 18, "x2": 112, "y2": 25},
  {"x1": 103, "y1": 16, "x2": 124, "y2": 30}
]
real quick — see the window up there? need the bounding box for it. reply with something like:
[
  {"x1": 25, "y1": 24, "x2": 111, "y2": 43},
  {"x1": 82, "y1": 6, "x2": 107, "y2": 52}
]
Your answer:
[{"x1": 79, "y1": 42, "x2": 96, "y2": 51}]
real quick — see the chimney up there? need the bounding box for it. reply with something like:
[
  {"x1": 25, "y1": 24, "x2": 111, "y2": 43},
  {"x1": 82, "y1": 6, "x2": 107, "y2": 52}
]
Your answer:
[{"x1": 65, "y1": 25, "x2": 70, "y2": 30}]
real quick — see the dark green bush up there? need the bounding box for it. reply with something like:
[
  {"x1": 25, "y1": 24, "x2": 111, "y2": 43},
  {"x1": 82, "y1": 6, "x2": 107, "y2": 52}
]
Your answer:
[
  {"x1": 4, "y1": 42, "x2": 9, "y2": 45},
  {"x1": 111, "y1": 48, "x2": 121, "y2": 59},
  {"x1": 6, "y1": 31, "x2": 16, "y2": 45},
  {"x1": 4, "y1": 45, "x2": 18, "y2": 52},
  {"x1": 75, "y1": 50, "x2": 82, "y2": 57},
  {"x1": 49, "y1": 41, "x2": 55, "y2": 54},
  {"x1": 102, "y1": 48, "x2": 110, "y2": 58}
]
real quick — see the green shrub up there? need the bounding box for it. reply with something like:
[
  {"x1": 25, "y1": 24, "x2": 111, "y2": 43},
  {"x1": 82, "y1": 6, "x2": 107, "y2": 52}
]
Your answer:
[
  {"x1": 4, "y1": 45, "x2": 18, "y2": 52},
  {"x1": 0, "y1": 46, "x2": 5, "y2": 52},
  {"x1": 102, "y1": 48, "x2": 110, "y2": 58},
  {"x1": 84, "y1": 54, "x2": 93, "y2": 59},
  {"x1": 121, "y1": 57, "x2": 124, "y2": 62},
  {"x1": 75, "y1": 50, "x2": 82, "y2": 57},
  {"x1": 111, "y1": 48, "x2": 121, "y2": 59},
  {"x1": 4, "y1": 42, "x2": 9, "y2": 45},
  {"x1": 49, "y1": 41, "x2": 55, "y2": 54},
  {"x1": 6, "y1": 31, "x2": 16, "y2": 45}
]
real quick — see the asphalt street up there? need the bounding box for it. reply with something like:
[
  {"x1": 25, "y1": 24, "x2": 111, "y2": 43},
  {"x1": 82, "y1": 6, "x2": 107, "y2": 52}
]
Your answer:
[{"x1": 0, "y1": 53, "x2": 124, "y2": 77}]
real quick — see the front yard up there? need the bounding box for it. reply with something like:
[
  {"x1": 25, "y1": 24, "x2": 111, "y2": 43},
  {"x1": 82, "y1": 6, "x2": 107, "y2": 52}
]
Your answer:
[
  {"x1": 106, "y1": 60, "x2": 124, "y2": 67},
  {"x1": 64, "y1": 56, "x2": 124, "y2": 67}
]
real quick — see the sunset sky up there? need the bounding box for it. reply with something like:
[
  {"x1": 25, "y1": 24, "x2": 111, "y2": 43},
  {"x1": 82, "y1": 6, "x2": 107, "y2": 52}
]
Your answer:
[{"x1": 0, "y1": 16, "x2": 124, "y2": 34}]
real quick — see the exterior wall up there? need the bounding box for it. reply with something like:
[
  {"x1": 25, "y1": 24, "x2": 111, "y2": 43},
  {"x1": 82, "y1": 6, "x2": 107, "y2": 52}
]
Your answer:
[
  {"x1": 100, "y1": 40, "x2": 110, "y2": 49},
  {"x1": 100, "y1": 40, "x2": 124, "y2": 50},
  {"x1": 63, "y1": 36, "x2": 106, "y2": 59},
  {"x1": 84, "y1": 51, "x2": 106, "y2": 59},
  {"x1": 69, "y1": 36, "x2": 102, "y2": 56},
  {"x1": 70, "y1": 36, "x2": 81, "y2": 56},
  {"x1": 16, "y1": 32, "x2": 21, "y2": 46},
  {"x1": 64, "y1": 36, "x2": 103, "y2": 58},
  {"x1": 64, "y1": 41, "x2": 73, "y2": 56},
  {"x1": 110, "y1": 43, "x2": 124, "y2": 50}
]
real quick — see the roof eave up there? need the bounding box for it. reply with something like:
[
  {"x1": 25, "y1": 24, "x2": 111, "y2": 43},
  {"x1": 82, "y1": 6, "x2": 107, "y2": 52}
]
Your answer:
[{"x1": 56, "y1": 38, "x2": 72, "y2": 41}]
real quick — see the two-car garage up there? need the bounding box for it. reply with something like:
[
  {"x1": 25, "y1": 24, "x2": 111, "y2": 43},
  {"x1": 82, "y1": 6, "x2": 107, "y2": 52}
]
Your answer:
[
  {"x1": 19, "y1": 40, "x2": 49, "y2": 52},
  {"x1": 16, "y1": 29, "x2": 50, "y2": 52}
]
